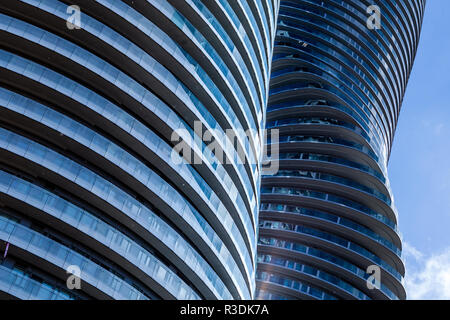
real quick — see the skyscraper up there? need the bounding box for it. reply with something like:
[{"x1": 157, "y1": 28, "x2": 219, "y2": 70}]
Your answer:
[
  {"x1": 0, "y1": 0, "x2": 276, "y2": 299},
  {"x1": 257, "y1": 0, "x2": 425, "y2": 300},
  {"x1": 0, "y1": 0, "x2": 425, "y2": 301}
]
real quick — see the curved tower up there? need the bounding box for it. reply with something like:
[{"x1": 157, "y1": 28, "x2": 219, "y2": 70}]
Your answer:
[
  {"x1": 257, "y1": 0, "x2": 425, "y2": 300},
  {"x1": 0, "y1": 0, "x2": 276, "y2": 299}
]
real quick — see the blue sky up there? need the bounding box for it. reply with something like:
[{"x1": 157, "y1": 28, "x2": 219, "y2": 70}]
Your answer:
[{"x1": 388, "y1": 0, "x2": 450, "y2": 299}]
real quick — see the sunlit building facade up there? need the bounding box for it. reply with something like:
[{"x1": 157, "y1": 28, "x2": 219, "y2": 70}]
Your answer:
[{"x1": 0, "y1": 0, "x2": 277, "y2": 299}]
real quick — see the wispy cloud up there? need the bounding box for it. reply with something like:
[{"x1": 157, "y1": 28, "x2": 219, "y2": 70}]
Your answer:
[
  {"x1": 434, "y1": 123, "x2": 445, "y2": 136},
  {"x1": 421, "y1": 120, "x2": 445, "y2": 136},
  {"x1": 403, "y1": 242, "x2": 424, "y2": 260},
  {"x1": 403, "y1": 242, "x2": 450, "y2": 299}
]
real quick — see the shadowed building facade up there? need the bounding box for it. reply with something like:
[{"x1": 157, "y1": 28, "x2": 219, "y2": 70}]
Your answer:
[
  {"x1": 256, "y1": 0, "x2": 425, "y2": 300},
  {"x1": 0, "y1": 0, "x2": 277, "y2": 299}
]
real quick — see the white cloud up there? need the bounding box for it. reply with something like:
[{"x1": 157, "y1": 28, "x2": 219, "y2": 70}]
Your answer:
[{"x1": 403, "y1": 242, "x2": 450, "y2": 299}]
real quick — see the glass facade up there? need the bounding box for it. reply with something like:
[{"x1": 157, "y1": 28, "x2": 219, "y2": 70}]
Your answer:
[
  {"x1": 0, "y1": 0, "x2": 425, "y2": 301},
  {"x1": 257, "y1": 0, "x2": 425, "y2": 300},
  {"x1": 0, "y1": 0, "x2": 277, "y2": 299}
]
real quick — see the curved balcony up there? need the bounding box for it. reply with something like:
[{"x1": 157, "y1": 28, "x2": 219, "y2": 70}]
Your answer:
[
  {"x1": 257, "y1": 0, "x2": 424, "y2": 300},
  {"x1": 0, "y1": 0, "x2": 276, "y2": 299}
]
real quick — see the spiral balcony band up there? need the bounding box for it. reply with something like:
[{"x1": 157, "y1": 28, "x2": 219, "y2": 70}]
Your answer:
[
  {"x1": 0, "y1": 0, "x2": 275, "y2": 300},
  {"x1": 257, "y1": 0, "x2": 425, "y2": 300}
]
